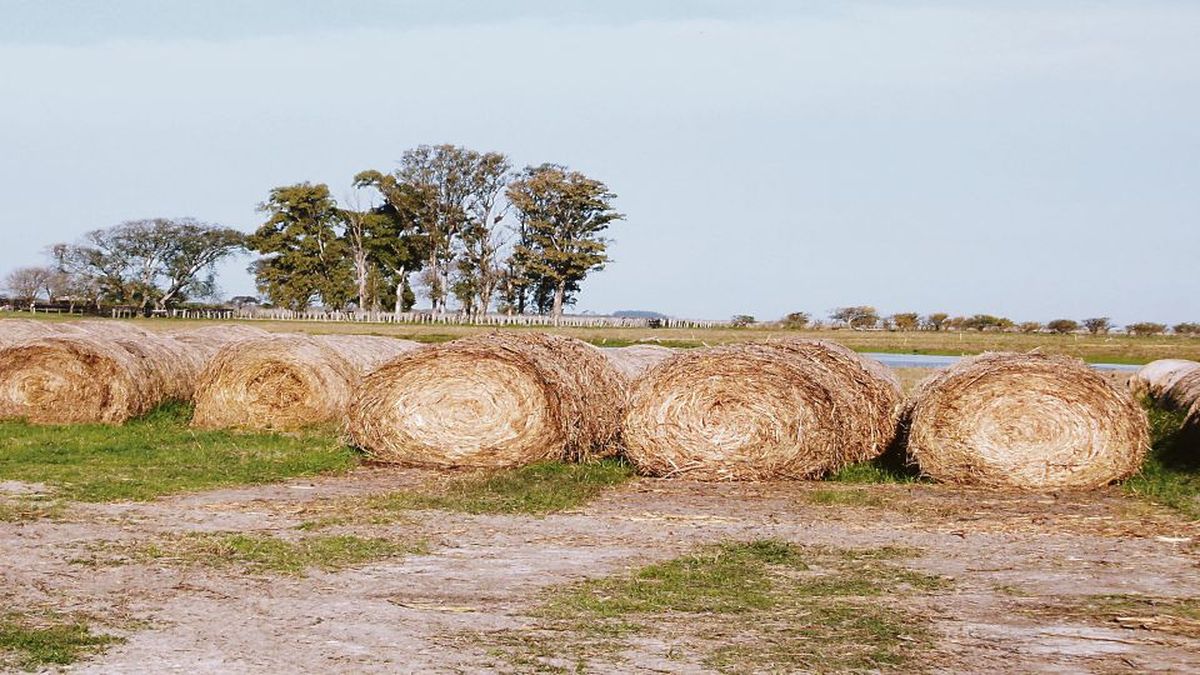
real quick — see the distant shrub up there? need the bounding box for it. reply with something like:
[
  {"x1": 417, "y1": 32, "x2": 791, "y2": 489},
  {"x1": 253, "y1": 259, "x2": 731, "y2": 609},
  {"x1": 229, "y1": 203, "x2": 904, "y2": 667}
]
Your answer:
[{"x1": 1127, "y1": 322, "x2": 1167, "y2": 337}]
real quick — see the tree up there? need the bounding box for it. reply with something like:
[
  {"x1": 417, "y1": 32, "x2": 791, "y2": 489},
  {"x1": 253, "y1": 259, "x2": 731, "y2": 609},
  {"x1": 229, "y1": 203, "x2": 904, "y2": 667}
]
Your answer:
[
  {"x1": 923, "y1": 313, "x2": 949, "y2": 331},
  {"x1": 507, "y1": 164, "x2": 623, "y2": 317},
  {"x1": 731, "y1": 314, "x2": 756, "y2": 327},
  {"x1": 51, "y1": 218, "x2": 244, "y2": 311},
  {"x1": 247, "y1": 183, "x2": 355, "y2": 311},
  {"x1": 961, "y1": 314, "x2": 1012, "y2": 332},
  {"x1": 891, "y1": 312, "x2": 920, "y2": 331},
  {"x1": 1082, "y1": 317, "x2": 1112, "y2": 335},
  {"x1": 3, "y1": 266, "x2": 54, "y2": 304},
  {"x1": 781, "y1": 311, "x2": 810, "y2": 330},
  {"x1": 349, "y1": 176, "x2": 431, "y2": 315},
  {"x1": 1126, "y1": 322, "x2": 1166, "y2": 337},
  {"x1": 1018, "y1": 321, "x2": 1043, "y2": 334},
  {"x1": 829, "y1": 306, "x2": 879, "y2": 330},
  {"x1": 357, "y1": 145, "x2": 511, "y2": 313},
  {"x1": 1174, "y1": 322, "x2": 1200, "y2": 336},
  {"x1": 1047, "y1": 319, "x2": 1079, "y2": 334}
]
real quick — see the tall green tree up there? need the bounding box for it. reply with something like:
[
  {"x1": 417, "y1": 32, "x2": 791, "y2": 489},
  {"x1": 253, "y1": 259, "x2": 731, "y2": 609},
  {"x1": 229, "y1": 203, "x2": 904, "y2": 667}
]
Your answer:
[
  {"x1": 349, "y1": 176, "x2": 431, "y2": 314},
  {"x1": 506, "y1": 164, "x2": 623, "y2": 317},
  {"x1": 356, "y1": 144, "x2": 510, "y2": 313},
  {"x1": 248, "y1": 183, "x2": 354, "y2": 311}
]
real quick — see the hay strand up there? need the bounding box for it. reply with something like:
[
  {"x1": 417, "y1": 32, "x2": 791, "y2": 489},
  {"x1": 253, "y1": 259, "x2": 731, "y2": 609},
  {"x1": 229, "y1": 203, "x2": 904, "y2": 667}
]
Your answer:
[
  {"x1": 620, "y1": 339, "x2": 901, "y2": 480},
  {"x1": 906, "y1": 352, "x2": 1148, "y2": 489},
  {"x1": 190, "y1": 334, "x2": 360, "y2": 430},
  {"x1": 348, "y1": 332, "x2": 626, "y2": 469}
]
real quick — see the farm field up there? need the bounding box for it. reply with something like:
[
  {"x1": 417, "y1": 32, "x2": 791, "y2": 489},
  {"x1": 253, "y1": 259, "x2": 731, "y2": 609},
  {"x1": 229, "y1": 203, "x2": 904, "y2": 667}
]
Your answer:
[
  {"x1": 6, "y1": 312, "x2": 1200, "y2": 365},
  {"x1": 1, "y1": 399, "x2": 1198, "y2": 672}
]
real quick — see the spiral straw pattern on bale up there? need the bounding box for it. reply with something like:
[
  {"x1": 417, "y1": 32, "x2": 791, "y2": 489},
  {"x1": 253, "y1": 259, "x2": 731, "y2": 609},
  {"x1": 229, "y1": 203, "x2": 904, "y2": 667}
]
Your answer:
[
  {"x1": 906, "y1": 352, "x2": 1149, "y2": 489},
  {"x1": 190, "y1": 334, "x2": 360, "y2": 431},
  {"x1": 310, "y1": 334, "x2": 422, "y2": 375},
  {"x1": 348, "y1": 332, "x2": 626, "y2": 469},
  {"x1": 620, "y1": 339, "x2": 902, "y2": 480},
  {"x1": 600, "y1": 345, "x2": 676, "y2": 380},
  {"x1": 1129, "y1": 359, "x2": 1200, "y2": 408},
  {"x1": 0, "y1": 334, "x2": 160, "y2": 424}
]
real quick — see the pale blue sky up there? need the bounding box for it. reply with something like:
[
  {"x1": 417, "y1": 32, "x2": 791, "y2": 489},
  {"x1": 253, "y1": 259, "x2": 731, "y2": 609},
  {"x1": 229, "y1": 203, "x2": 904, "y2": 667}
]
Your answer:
[{"x1": 2, "y1": 1, "x2": 1197, "y2": 323}]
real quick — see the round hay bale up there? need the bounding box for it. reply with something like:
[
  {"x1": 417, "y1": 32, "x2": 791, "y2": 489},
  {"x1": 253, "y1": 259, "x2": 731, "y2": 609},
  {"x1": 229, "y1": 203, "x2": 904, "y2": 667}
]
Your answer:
[
  {"x1": 310, "y1": 334, "x2": 422, "y2": 375},
  {"x1": 600, "y1": 345, "x2": 676, "y2": 379},
  {"x1": 191, "y1": 334, "x2": 360, "y2": 430},
  {"x1": 348, "y1": 332, "x2": 625, "y2": 469},
  {"x1": 906, "y1": 352, "x2": 1148, "y2": 489},
  {"x1": 620, "y1": 339, "x2": 902, "y2": 480},
  {"x1": 0, "y1": 319, "x2": 61, "y2": 346},
  {"x1": 0, "y1": 335, "x2": 159, "y2": 424},
  {"x1": 1161, "y1": 368, "x2": 1200, "y2": 413},
  {"x1": 1129, "y1": 359, "x2": 1200, "y2": 405},
  {"x1": 59, "y1": 321, "x2": 205, "y2": 402}
]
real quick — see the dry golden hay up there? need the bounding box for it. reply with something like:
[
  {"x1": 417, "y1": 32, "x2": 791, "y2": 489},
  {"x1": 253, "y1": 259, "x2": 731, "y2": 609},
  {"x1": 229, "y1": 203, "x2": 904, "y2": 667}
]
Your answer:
[
  {"x1": 1161, "y1": 368, "x2": 1200, "y2": 413},
  {"x1": 1129, "y1": 359, "x2": 1200, "y2": 406},
  {"x1": 310, "y1": 334, "x2": 422, "y2": 375},
  {"x1": 906, "y1": 352, "x2": 1149, "y2": 489},
  {"x1": 0, "y1": 319, "x2": 61, "y2": 345},
  {"x1": 599, "y1": 345, "x2": 676, "y2": 379},
  {"x1": 620, "y1": 339, "x2": 902, "y2": 480},
  {"x1": 191, "y1": 334, "x2": 360, "y2": 431},
  {"x1": 59, "y1": 320, "x2": 206, "y2": 401},
  {"x1": 0, "y1": 334, "x2": 160, "y2": 424},
  {"x1": 167, "y1": 324, "x2": 272, "y2": 359},
  {"x1": 348, "y1": 332, "x2": 626, "y2": 469}
]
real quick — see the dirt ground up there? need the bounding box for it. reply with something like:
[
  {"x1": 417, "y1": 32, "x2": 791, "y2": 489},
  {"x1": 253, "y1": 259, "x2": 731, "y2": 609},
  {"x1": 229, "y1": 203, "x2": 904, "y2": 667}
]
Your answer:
[{"x1": 3, "y1": 466, "x2": 1198, "y2": 674}]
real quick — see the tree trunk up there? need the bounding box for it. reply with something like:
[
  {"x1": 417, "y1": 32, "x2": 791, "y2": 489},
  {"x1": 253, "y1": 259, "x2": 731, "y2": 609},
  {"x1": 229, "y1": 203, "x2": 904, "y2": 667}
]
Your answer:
[
  {"x1": 355, "y1": 252, "x2": 368, "y2": 311},
  {"x1": 552, "y1": 280, "x2": 565, "y2": 321}
]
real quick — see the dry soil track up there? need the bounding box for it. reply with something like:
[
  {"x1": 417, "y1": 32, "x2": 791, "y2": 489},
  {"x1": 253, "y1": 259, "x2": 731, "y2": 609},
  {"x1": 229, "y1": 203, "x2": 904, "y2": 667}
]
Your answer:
[{"x1": 3, "y1": 469, "x2": 1199, "y2": 673}]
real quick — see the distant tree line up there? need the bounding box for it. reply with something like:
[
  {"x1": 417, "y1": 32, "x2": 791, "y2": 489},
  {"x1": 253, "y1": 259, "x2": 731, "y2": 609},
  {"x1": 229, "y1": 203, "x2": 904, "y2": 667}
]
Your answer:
[
  {"x1": 3, "y1": 218, "x2": 244, "y2": 312},
  {"x1": 746, "y1": 307, "x2": 1198, "y2": 336},
  {"x1": 1, "y1": 144, "x2": 623, "y2": 318}
]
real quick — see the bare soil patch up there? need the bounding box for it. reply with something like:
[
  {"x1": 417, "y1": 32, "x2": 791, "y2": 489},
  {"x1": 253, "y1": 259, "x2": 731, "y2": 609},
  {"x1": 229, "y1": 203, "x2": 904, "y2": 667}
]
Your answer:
[{"x1": 3, "y1": 468, "x2": 1198, "y2": 672}]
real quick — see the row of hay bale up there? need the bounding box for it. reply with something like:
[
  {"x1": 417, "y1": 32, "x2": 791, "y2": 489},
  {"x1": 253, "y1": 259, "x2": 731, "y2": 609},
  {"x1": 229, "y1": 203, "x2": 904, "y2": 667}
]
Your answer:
[
  {"x1": 343, "y1": 333, "x2": 1150, "y2": 490},
  {"x1": 0, "y1": 320, "x2": 419, "y2": 428},
  {"x1": 0, "y1": 320, "x2": 1164, "y2": 490}
]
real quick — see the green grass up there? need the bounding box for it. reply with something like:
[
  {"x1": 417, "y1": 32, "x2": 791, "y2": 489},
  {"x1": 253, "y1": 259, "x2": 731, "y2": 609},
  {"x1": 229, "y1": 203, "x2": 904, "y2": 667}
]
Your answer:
[
  {"x1": 130, "y1": 532, "x2": 426, "y2": 576},
  {"x1": 802, "y1": 489, "x2": 888, "y2": 507},
  {"x1": 0, "y1": 402, "x2": 357, "y2": 502},
  {"x1": 0, "y1": 612, "x2": 120, "y2": 670},
  {"x1": 1124, "y1": 405, "x2": 1200, "y2": 519},
  {"x1": 478, "y1": 540, "x2": 942, "y2": 673},
  {"x1": 300, "y1": 460, "x2": 634, "y2": 529},
  {"x1": 828, "y1": 440, "x2": 923, "y2": 484}
]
